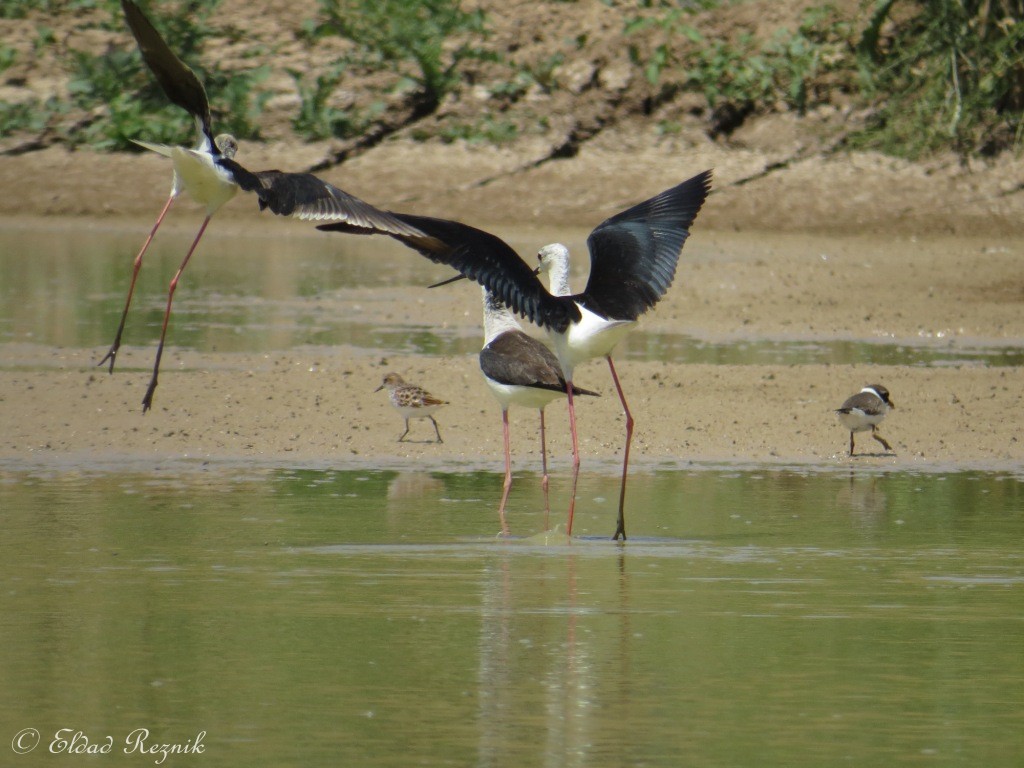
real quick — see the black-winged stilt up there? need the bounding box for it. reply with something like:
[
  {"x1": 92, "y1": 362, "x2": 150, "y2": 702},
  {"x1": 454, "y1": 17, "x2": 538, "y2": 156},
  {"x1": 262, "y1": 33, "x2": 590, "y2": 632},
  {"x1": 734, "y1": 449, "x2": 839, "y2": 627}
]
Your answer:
[
  {"x1": 105, "y1": 0, "x2": 440, "y2": 412},
  {"x1": 375, "y1": 373, "x2": 448, "y2": 443},
  {"x1": 836, "y1": 384, "x2": 895, "y2": 456},
  {"x1": 318, "y1": 169, "x2": 712, "y2": 539},
  {"x1": 478, "y1": 287, "x2": 598, "y2": 535}
]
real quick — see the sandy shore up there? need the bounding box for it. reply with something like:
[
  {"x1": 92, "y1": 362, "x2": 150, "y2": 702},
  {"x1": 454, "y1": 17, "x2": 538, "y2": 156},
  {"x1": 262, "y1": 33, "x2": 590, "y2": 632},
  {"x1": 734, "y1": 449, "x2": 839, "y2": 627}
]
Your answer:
[
  {"x1": 2, "y1": 211, "x2": 1022, "y2": 475},
  {"x1": 3, "y1": 344, "x2": 1023, "y2": 475},
  {"x1": 2, "y1": 0, "x2": 1024, "y2": 480}
]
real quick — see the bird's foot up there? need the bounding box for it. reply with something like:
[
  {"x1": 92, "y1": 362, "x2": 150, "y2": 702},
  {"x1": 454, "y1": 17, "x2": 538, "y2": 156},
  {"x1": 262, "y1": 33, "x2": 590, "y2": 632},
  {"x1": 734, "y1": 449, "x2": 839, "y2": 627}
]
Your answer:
[
  {"x1": 98, "y1": 347, "x2": 118, "y2": 374},
  {"x1": 141, "y1": 381, "x2": 157, "y2": 413}
]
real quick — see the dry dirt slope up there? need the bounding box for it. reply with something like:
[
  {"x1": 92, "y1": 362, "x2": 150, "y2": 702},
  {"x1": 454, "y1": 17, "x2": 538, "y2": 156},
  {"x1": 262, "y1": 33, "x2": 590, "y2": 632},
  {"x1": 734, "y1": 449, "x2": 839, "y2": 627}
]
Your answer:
[{"x1": 1, "y1": 0, "x2": 1022, "y2": 233}]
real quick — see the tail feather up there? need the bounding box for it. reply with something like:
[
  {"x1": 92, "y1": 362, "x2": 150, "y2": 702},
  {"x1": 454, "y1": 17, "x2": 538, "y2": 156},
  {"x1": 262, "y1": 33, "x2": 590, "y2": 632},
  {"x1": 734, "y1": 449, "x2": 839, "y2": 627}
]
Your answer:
[{"x1": 132, "y1": 139, "x2": 174, "y2": 158}]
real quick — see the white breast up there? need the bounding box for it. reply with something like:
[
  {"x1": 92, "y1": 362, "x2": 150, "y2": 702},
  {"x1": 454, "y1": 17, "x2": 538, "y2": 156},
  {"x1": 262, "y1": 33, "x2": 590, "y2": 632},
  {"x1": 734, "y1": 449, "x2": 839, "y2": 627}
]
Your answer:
[
  {"x1": 171, "y1": 147, "x2": 238, "y2": 214},
  {"x1": 837, "y1": 407, "x2": 886, "y2": 433},
  {"x1": 552, "y1": 304, "x2": 635, "y2": 375},
  {"x1": 485, "y1": 378, "x2": 563, "y2": 411}
]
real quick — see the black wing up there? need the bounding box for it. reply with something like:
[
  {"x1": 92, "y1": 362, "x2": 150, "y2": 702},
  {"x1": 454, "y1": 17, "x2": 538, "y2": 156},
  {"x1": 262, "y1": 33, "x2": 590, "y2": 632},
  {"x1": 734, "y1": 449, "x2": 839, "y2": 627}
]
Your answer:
[
  {"x1": 218, "y1": 161, "x2": 442, "y2": 245},
  {"x1": 121, "y1": 0, "x2": 212, "y2": 141},
  {"x1": 581, "y1": 169, "x2": 712, "y2": 320},
  {"x1": 319, "y1": 214, "x2": 581, "y2": 334}
]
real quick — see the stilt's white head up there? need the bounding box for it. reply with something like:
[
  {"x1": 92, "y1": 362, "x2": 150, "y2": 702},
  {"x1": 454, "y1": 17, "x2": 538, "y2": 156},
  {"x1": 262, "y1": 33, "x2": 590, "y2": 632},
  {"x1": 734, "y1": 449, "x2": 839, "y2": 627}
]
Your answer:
[
  {"x1": 537, "y1": 243, "x2": 571, "y2": 297},
  {"x1": 214, "y1": 134, "x2": 238, "y2": 159}
]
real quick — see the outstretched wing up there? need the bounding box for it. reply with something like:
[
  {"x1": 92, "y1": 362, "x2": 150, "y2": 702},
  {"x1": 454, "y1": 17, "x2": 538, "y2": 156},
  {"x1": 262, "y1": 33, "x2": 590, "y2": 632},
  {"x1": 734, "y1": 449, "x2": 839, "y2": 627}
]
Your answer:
[
  {"x1": 121, "y1": 0, "x2": 212, "y2": 141},
  {"x1": 319, "y1": 215, "x2": 581, "y2": 334},
  {"x1": 214, "y1": 160, "x2": 443, "y2": 248},
  {"x1": 581, "y1": 169, "x2": 712, "y2": 320}
]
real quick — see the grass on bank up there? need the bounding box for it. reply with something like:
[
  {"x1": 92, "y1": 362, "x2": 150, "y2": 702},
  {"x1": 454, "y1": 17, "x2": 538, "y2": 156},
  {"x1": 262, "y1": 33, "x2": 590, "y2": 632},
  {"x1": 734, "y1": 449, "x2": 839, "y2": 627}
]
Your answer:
[
  {"x1": 2, "y1": 0, "x2": 1021, "y2": 158},
  {"x1": 626, "y1": 0, "x2": 1022, "y2": 157}
]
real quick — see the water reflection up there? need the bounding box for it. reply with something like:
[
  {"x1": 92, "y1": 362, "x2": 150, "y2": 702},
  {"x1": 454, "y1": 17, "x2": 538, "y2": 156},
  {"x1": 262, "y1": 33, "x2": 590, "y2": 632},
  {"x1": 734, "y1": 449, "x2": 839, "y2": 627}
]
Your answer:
[
  {"x1": 2, "y1": 465, "x2": 1022, "y2": 765},
  {"x1": 835, "y1": 470, "x2": 889, "y2": 524}
]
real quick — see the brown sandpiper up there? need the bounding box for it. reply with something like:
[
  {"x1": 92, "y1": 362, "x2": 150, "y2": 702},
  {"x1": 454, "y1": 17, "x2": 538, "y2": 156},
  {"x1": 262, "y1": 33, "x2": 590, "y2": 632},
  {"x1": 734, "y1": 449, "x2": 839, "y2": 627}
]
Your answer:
[{"x1": 375, "y1": 373, "x2": 449, "y2": 443}]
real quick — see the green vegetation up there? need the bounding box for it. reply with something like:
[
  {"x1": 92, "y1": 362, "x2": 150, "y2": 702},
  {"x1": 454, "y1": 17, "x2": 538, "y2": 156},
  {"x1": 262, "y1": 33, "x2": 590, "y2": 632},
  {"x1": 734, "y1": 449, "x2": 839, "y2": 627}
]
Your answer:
[
  {"x1": 305, "y1": 0, "x2": 490, "y2": 115},
  {"x1": 625, "y1": 4, "x2": 702, "y2": 87},
  {"x1": 3, "y1": 0, "x2": 1019, "y2": 159},
  {"x1": 626, "y1": 0, "x2": 1023, "y2": 157},
  {"x1": 76, "y1": 0, "x2": 269, "y2": 150},
  {"x1": 434, "y1": 115, "x2": 518, "y2": 144},
  {"x1": 0, "y1": 0, "x2": 48, "y2": 18},
  {"x1": 0, "y1": 98, "x2": 60, "y2": 137},
  {"x1": 689, "y1": 8, "x2": 850, "y2": 115},
  {"x1": 519, "y1": 52, "x2": 565, "y2": 95},
  {"x1": 0, "y1": 0, "x2": 123, "y2": 13},
  {"x1": 8, "y1": 0, "x2": 269, "y2": 150},
  {"x1": 0, "y1": 43, "x2": 15, "y2": 71},
  {"x1": 854, "y1": 0, "x2": 1024, "y2": 157},
  {"x1": 289, "y1": 67, "x2": 383, "y2": 140},
  {"x1": 626, "y1": 3, "x2": 854, "y2": 140}
]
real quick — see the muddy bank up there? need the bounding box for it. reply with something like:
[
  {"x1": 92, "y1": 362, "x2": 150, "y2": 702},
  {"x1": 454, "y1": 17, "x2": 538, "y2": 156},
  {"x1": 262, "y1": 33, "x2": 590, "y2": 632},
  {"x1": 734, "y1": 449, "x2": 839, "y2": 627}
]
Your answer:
[
  {"x1": 1, "y1": 223, "x2": 1022, "y2": 474},
  {"x1": 4, "y1": 135, "x2": 1024, "y2": 237},
  {"x1": 2, "y1": 345, "x2": 1023, "y2": 474}
]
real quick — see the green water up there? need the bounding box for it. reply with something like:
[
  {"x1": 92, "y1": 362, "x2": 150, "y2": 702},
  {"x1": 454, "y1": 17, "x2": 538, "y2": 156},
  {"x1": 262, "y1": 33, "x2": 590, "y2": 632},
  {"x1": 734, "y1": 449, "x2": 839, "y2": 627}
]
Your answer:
[
  {"x1": 2, "y1": 466, "x2": 1022, "y2": 766},
  {"x1": 3, "y1": 221, "x2": 1023, "y2": 765}
]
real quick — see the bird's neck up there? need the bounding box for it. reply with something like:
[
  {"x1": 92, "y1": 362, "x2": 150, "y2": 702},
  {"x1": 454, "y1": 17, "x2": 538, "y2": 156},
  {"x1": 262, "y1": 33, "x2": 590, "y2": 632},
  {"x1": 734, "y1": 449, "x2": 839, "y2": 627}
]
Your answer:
[
  {"x1": 544, "y1": 256, "x2": 572, "y2": 297},
  {"x1": 193, "y1": 115, "x2": 215, "y2": 154},
  {"x1": 483, "y1": 300, "x2": 522, "y2": 345}
]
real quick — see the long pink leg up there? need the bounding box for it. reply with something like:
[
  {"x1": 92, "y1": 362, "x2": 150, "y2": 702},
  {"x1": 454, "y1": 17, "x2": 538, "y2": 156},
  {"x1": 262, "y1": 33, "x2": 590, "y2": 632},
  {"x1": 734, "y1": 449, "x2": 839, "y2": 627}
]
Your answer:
[
  {"x1": 497, "y1": 408, "x2": 513, "y2": 535},
  {"x1": 99, "y1": 194, "x2": 177, "y2": 373},
  {"x1": 565, "y1": 381, "x2": 580, "y2": 536},
  {"x1": 607, "y1": 356, "x2": 633, "y2": 541},
  {"x1": 539, "y1": 408, "x2": 551, "y2": 530},
  {"x1": 142, "y1": 214, "x2": 211, "y2": 413}
]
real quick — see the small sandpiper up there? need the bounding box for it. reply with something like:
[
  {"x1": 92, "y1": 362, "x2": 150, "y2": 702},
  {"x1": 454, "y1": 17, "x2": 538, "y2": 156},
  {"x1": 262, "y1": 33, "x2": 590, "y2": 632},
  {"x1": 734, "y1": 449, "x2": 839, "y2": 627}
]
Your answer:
[
  {"x1": 836, "y1": 384, "x2": 895, "y2": 456},
  {"x1": 375, "y1": 372, "x2": 448, "y2": 443}
]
